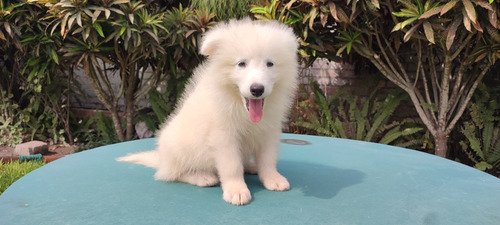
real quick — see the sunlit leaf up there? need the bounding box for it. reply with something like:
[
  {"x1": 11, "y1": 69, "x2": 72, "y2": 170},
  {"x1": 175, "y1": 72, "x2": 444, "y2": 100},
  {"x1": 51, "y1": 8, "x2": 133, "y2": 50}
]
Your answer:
[
  {"x1": 320, "y1": 12, "x2": 328, "y2": 27},
  {"x1": 398, "y1": 0, "x2": 418, "y2": 13},
  {"x1": 0, "y1": 30, "x2": 6, "y2": 41},
  {"x1": 463, "y1": 10, "x2": 472, "y2": 31},
  {"x1": 474, "y1": 0, "x2": 493, "y2": 11},
  {"x1": 462, "y1": 0, "x2": 477, "y2": 24},
  {"x1": 393, "y1": 9, "x2": 419, "y2": 17},
  {"x1": 110, "y1": 0, "x2": 130, "y2": 6},
  {"x1": 93, "y1": 22, "x2": 105, "y2": 37},
  {"x1": 3, "y1": 22, "x2": 13, "y2": 38},
  {"x1": 129, "y1": 13, "x2": 134, "y2": 24},
  {"x1": 403, "y1": 23, "x2": 420, "y2": 42},
  {"x1": 68, "y1": 13, "x2": 78, "y2": 30},
  {"x1": 120, "y1": 26, "x2": 126, "y2": 35},
  {"x1": 105, "y1": 9, "x2": 111, "y2": 19},
  {"x1": 488, "y1": 9, "x2": 499, "y2": 28},
  {"x1": 76, "y1": 12, "x2": 82, "y2": 27},
  {"x1": 50, "y1": 48, "x2": 59, "y2": 64},
  {"x1": 392, "y1": 17, "x2": 418, "y2": 32},
  {"x1": 419, "y1": 6, "x2": 442, "y2": 19},
  {"x1": 92, "y1": 10, "x2": 101, "y2": 23},
  {"x1": 474, "y1": 52, "x2": 488, "y2": 62},
  {"x1": 60, "y1": 12, "x2": 72, "y2": 36},
  {"x1": 440, "y1": 0, "x2": 459, "y2": 16},
  {"x1": 329, "y1": 2, "x2": 340, "y2": 22},
  {"x1": 423, "y1": 21, "x2": 435, "y2": 44}
]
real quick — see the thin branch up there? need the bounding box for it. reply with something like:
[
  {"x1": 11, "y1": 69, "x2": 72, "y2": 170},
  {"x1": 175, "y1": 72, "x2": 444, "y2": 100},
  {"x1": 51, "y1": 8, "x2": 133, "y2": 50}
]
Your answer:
[
  {"x1": 450, "y1": 32, "x2": 474, "y2": 60},
  {"x1": 134, "y1": 62, "x2": 163, "y2": 105},
  {"x1": 93, "y1": 55, "x2": 115, "y2": 100},
  {"x1": 373, "y1": 24, "x2": 408, "y2": 85},
  {"x1": 428, "y1": 47, "x2": 441, "y2": 106},
  {"x1": 370, "y1": 55, "x2": 410, "y2": 91},
  {"x1": 418, "y1": 56, "x2": 439, "y2": 124},
  {"x1": 414, "y1": 40, "x2": 422, "y2": 88},
  {"x1": 446, "y1": 60, "x2": 492, "y2": 134},
  {"x1": 407, "y1": 90, "x2": 438, "y2": 136}
]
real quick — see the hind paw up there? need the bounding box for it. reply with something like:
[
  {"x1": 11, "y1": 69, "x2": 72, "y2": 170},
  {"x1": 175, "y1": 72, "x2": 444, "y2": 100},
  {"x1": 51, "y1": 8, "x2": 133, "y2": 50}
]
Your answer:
[{"x1": 179, "y1": 172, "x2": 220, "y2": 187}]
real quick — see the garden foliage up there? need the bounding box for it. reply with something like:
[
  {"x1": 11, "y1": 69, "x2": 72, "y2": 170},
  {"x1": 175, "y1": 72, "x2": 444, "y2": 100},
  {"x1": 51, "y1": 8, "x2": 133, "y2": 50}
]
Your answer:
[
  {"x1": 252, "y1": 0, "x2": 500, "y2": 158},
  {"x1": 0, "y1": 0, "x2": 498, "y2": 177},
  {"x1": 293, "y1": 81, "x2": 425, "y2": 148},
  {"x1": 458, "y1": 84, "x2": 500, "y2": 173}
]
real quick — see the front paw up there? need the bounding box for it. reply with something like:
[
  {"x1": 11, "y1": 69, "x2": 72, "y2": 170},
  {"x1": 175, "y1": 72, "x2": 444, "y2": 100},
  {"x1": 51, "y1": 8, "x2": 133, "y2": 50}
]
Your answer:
[
  {"x1": 222, "y1": 183, "x2": 251, "y2": 205},
  {"x1": 261, "y1": 173, "x2": 290, "y2": 191}
]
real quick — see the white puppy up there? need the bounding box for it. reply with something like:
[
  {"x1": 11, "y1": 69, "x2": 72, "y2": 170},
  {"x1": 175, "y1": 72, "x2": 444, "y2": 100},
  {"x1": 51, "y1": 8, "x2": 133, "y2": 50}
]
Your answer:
[{"x1": 117, "y1": 18, "x2": 298, "y2": 205}]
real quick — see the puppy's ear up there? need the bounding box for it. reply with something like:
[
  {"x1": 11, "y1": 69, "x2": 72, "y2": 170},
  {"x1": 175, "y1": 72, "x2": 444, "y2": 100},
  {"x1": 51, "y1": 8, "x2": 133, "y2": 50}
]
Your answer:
[{"x1": 199, "y1": 27, "x2": 223, "y2": 56}]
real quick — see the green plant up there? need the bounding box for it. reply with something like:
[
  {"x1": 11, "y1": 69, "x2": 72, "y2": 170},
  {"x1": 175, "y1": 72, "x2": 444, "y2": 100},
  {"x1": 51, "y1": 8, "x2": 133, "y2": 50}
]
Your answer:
[
  {"x1": 0, "y1": 160, "x2": 45, "y2": 195},
  {"x1": 190, "y1": 0, "x2": 256, "y2": 20},
  {"x1": 1, "y1": 0, "x2": 71, "y2": 146},
  {"x1": 137, "y1": 69, "x2": 190, "y2": 131},
  {"x1": 163, "y1": 4, "x2": 216, "y2": 69},
  {"x1": 459, "y1": 84, "x2": 500, "y2": 173},
  {"x1": 250, "y1": 0, "x2": 337, "y2": 65},
  {"x1": 268, "y1": 0, "x2": 500, "y2": 158},
  {"x1": 42, "y1": 0, "x2": 170, "y2": 141},
  {"x1": 294, "y1": 82, "x2": 424, "y2": 148},
  {"x1": 0, "y1": 91, "x2": 27, "y2": 146},
  {"x1": 71, "y1": 112, "x2": 120, "y2": 152}
]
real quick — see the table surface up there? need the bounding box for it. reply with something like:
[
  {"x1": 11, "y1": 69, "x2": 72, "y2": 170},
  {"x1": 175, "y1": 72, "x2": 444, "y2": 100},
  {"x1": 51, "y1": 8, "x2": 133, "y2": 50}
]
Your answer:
[{"x1": 1, "y1": 134, "x2": 499, "y2": 225}]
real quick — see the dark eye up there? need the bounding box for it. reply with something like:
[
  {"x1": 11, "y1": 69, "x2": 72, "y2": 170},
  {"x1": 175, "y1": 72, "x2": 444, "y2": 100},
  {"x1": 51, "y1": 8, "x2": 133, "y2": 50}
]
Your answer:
[
  {"x1": 266, "y1": 61, "x2": 274, "y2": 67},
  {"x1": 237, "y1": 61, "x2": 246, "y2": 67}
]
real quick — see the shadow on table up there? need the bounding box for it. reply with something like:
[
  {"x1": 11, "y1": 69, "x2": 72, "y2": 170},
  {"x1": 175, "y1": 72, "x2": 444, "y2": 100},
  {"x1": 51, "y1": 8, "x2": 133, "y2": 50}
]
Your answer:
[{"x1": 279, "y1": 160, "x2": 365, "y2": 199}]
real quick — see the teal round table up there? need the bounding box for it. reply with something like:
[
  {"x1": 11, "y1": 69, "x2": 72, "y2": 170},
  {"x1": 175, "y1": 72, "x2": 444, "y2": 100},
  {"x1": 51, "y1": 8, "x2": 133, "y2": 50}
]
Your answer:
[{"x1": 1, "y1": 134, "x2": 499, "y2": 225}]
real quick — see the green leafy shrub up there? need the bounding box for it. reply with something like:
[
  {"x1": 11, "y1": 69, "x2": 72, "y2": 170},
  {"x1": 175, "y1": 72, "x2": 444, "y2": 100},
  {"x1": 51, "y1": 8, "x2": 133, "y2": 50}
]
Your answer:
[
  {"x1": 72, "y1": 112, "x2": 120, "y2": 152},
  {"x1": 0, "y1": 91, "x2": 28, "y2": 146},
  {"x1": 1, "y1": 0, "x2": 70, "y2": 146},
  {"x1": 137, "y1": 69, "x2": 190, "y2": 131},
  {"x1": 292, "y1": 82, "x2": 426, "y2": 148},
  {"x1": 190, "y1": 0, "x2": 256, "y2": 20},
  {"x1": 458, "y1": 84, "x2": 500, "y2": 174}
]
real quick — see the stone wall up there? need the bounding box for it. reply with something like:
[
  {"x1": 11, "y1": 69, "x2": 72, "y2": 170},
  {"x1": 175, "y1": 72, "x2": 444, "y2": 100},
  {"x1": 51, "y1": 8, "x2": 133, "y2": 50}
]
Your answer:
[{"x1": 70, "y1": 58, "x2": 414, "y2": 117}]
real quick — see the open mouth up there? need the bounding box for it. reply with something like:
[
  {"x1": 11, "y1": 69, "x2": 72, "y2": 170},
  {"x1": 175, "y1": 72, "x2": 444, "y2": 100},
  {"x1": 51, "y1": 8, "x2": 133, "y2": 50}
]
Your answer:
[{"x1": 244, "y1": 98, "x2": 265, "y2": 123}]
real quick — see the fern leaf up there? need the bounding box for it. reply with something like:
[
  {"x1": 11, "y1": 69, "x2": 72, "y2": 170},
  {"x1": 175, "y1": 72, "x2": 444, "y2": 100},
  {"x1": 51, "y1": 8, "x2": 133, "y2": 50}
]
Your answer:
[
  {"x1": 475, "y1": 161, "x2": 493, "y2": 171},
  {"x1": 356, "y1": 98, "x2": 369, "y2": 140},
  {"x1": 379, "y1": 125, "x2": 403, "y2": 144},
  {"x1": 460, "y1": 141, "x2": 480, "y2": 164},
  {"x1": 333, "y1": 118, "x2": 347, "y2": 138},
  {"x1": 461, "y1": 123, "x2": 485, "y2": 160},
  {"x1": 482, "y1": 121, "x2": 493, "y2": 153}
]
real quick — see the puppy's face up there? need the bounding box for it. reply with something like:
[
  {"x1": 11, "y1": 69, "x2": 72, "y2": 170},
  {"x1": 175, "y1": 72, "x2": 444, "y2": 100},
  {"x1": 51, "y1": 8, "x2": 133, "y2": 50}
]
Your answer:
[
  {"x1": 232, "y1": 57, "x2": 278, "y2": 122},
  {"x1": 200, "y1": 19, "x2": 298, "y2": 123}
]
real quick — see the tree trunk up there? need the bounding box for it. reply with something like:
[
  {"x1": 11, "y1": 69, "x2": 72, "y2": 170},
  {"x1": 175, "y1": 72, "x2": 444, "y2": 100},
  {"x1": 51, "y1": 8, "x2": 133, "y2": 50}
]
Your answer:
[
  {"x1": 109, "y1": 108, "x2": 125, "y2": 142},
  {"x1": 125, "y1": 100, "x2": 134, "y2": 141},
  {"x1": 434, "y1": 131, "x2": 448, "y2": 158}
]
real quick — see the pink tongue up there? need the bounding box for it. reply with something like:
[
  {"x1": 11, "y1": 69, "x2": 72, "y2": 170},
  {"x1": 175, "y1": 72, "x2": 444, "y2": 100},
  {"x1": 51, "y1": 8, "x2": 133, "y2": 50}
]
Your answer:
[{"x1": 248, "y1": 99, "x2": 263, "y2": 123}]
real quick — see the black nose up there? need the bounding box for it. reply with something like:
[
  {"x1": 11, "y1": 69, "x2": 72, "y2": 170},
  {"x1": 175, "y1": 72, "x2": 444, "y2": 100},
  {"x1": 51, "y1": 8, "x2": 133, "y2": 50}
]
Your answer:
[{"x1": 250, "y1": 84, "x2": 265, "y2": 97}]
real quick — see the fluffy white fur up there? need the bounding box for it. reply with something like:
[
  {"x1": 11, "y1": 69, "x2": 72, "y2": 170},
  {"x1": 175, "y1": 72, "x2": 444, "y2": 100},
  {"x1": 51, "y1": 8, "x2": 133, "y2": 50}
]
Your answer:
[{"x1": 117, "y1": 18, "x2": 298, "y2": 205}]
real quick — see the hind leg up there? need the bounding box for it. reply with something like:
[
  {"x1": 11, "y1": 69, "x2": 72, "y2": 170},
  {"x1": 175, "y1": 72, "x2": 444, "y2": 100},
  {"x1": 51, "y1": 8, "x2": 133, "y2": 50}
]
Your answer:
[
  {"x1": 154, "y1": 165, "x2": 219, "y2": 187},
  {"x1": 177, "y1": 171, "x2": 220, "y2": 187}
]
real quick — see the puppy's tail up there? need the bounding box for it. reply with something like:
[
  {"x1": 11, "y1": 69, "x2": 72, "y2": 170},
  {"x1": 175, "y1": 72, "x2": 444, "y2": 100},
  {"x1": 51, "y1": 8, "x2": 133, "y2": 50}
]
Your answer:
[{"x1": 116, "y1": 151, "x2": 159, "y2": 169}]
